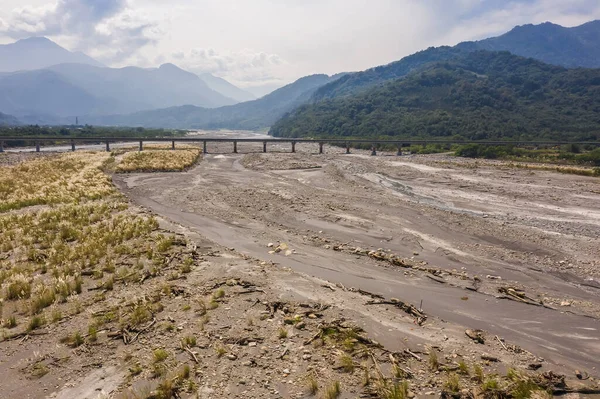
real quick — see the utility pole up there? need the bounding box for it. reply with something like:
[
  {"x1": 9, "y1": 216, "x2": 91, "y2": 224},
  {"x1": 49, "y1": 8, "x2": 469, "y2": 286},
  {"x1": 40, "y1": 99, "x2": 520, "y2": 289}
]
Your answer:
[{"x1": 75, "y1": 116, "x2": 79, "y2": 126}]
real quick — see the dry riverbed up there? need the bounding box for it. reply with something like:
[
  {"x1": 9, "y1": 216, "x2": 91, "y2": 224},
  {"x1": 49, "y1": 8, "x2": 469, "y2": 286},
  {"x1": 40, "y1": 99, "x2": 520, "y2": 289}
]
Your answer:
[{"x1": 0, "y1": 147, "x2": 599, "y2": 399}]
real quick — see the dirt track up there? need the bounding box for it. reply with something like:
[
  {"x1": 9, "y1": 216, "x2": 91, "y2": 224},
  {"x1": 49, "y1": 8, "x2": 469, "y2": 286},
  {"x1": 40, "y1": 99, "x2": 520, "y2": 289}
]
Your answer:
[{"x1": 113, "y1": 142, "x2": 600, "y2": 376}]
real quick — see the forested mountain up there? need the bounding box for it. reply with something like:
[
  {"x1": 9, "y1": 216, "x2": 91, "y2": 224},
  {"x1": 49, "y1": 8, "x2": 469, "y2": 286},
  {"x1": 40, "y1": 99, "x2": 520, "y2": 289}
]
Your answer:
[
  {"x1": 457, "y1": 20, "x2": 600, "y2": 68},
  {"x1": 270, "y1": 51, "x2": 600, "y2": 142},
  {"x1": 0, "y1": 112, "x2": 20, "y2": 126},
  {"x1": 312, "y1": 47, "x2": 465, "y2": 100},
  {"x1": 0, "y1": 37, "x2": 104, "y2": 72},
  {"x1": 88, "y1": 74, "x2": 339, "y2": 129}
]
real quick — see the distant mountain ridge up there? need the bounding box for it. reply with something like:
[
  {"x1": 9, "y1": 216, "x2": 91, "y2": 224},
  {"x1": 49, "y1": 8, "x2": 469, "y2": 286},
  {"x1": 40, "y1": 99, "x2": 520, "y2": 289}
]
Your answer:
[
  {"x1": 0, "y1": 37, "x2": 104, "y2": 72},
  {"x1": 86, "y1": 74, "x2": 340, "y2": 129},
  {"x1": 199, "y1": 73, "x2": 256, "y2": 103},
  {"x1": 456, "y1": 20, "x2": 600, "y2": 68},
  {"x1": 0, "y1": 112, "x2": 20, "y2": 126}
]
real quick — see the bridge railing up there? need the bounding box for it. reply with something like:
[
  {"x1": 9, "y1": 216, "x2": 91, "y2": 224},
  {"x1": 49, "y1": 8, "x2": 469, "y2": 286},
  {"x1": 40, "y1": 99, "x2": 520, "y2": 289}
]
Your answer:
[{"x1": 0, "y1": 136, "x2": 598, "y2": 154}]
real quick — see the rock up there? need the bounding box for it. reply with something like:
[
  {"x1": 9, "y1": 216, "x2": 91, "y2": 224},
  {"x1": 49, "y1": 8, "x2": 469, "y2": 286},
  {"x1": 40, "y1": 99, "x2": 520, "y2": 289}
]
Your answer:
[
  {"x1": 560, "y1": 301, "x2": 572, "y2": 307},
  {"x1": 285, "y1": 250, "x2": 293, "y2": 256},
  {"x1": 465, "y1": 329, "x2": 485, "y2": 344},
  {"x1": 302, "y1": 354, "x2": 312, "y2": 360},
  {"x1": 283, "y1": 368, "x2": 290, "y2": 375},
  {"x1": 227, "y1": 354, "x2": 238, "y2": 360},
  {"x1": 324, "y1": 244, "x2": 331, "y2": 250},
  {"x1": 486, "y1": 275, "x2": 502, "y2": 280},
  {"x1": 295, "y1": 322, "x2": 306, "y2": 330},
  {"x1": 248, "y1": 342, "x2": 257, "y2": 347},
  {"x1": 267, "y1": 243, "x2": 274, "y2": 248}
]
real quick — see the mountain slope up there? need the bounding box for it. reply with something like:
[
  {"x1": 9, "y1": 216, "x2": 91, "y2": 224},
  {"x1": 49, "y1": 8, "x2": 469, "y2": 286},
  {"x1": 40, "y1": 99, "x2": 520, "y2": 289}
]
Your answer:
[
  {"x1": 0, "y1": 37, "x2": 104, "y2": 72},
  {"x1": 0, "y1": 112, "x2": 20, "y2": 126},
  {"x1": 87, "y1": 74, "x2": 338, "y2": 129},
  {"x1": 0, "y1": 69, "x2": 108, "y2": 117},
  {"x1": 457, "y1": 20, "x2": 600, "y2": 68},
  {"x1": 0, "y1": 62, "x2": 237, "y2": 119},
  {"x1": 270, "y1": 51, "x2": 600, "y2": 142},
  {"x1": 199, "y1": 73, "x2": 256, "y2": 102},
  {"x1": 47, "y1": 63, "x2": 236, "y2": 111},
  {"x1": 312, "y1": 47, "x2": 465, "y2": 101}
]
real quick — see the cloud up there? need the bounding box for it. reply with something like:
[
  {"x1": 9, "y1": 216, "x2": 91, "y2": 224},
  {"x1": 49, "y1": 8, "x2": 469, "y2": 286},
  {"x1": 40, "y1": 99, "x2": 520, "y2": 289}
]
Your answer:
[
  {"x1": 167, "y1": 47, "x2": 290, "y2": 87},
  {"x1": 0, "y1": 0, "x2": 158, "y2": 63}
]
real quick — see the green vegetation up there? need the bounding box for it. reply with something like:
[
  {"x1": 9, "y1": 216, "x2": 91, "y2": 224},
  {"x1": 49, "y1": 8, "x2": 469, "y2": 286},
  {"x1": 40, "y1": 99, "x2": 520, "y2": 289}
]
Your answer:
[
  {"x1": 270, "y1": 51, "x2": 600, "y2": 144},
  {"x1": 0, "y1": 125, "x2": 186, "y2": 148}
]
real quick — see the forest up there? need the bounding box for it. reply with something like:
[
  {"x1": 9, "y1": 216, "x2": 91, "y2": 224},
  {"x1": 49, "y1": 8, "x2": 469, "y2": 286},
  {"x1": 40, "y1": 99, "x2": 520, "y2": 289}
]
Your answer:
[{"x1": 270, "y1": 51, "x2": 600, "y2": 143}]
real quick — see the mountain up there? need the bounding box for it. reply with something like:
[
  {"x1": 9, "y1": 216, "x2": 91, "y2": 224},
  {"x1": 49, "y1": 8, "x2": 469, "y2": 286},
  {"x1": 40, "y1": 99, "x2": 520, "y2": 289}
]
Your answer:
[
  {"x1": 86, "y1": 74, "x2": 339, "y2": 129},
  {"x1": 0, "y1": 112, "x2": 20, "y2": 126},
  {"x1": 456, "y1": 20, "x2": 600, "y2": 68},
  {"x1": 0, "y1": 69, "x2": 108, "y2": 117},
  {"x1": 269, "y1": 51, "x2": 600, "y2": 142},
  {"x1": 199, "y1": 73, "x2": 255, "y2": 102},
  {"x1": 312, "y1": 47, "x2": 465, "y2": 101},
  {"x1": 0, "y1": 62, "x2": 237, "y2": 118},
  {"x1": 0, "y1": 37, "x2": 104, "y2": 72}
]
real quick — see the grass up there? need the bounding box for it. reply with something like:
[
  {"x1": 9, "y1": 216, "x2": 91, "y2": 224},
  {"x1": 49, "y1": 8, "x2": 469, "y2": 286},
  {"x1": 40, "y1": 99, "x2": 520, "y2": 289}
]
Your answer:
[
  {"x1": 115, "y1": 148, "x2": 201, "y2": 173},
  {"x1": 458, "y1": 360, "x2": 469, "y2": 375},
  {"x1": 338, "y1": 353, "x2": 355, "y2": 373},
  {"x1": 215, "y1": 344, "x2": 227, "y2": 358},
  {"x1": 428, "y1": 349, "x2": 439, "y2": 371},
  {"x1": 181, "y1": 335, "x2": 196, "y2": 348},
  {"x1": 324, "y1": 381, "x2": 341, "y2": 399},
  {"x1": 5, "y1": 315, "x2": 17, "y2": 328},
  {"x1": 88, "y1": 325, "x2": 98, "y2": 342},
  {"x1": 444, "y1": 373, "x2": 461, "y2": 394},
  {"x1": 474, "y1": 364, "x2": 485, "y2": 383},
  {"x1": 278, "y1": 327, "x2": 288, "y2": 339},
  {"x1": 27, "y1": 315, "x2": 45, "y2": 331},
  {"x1": 380, "y1": 381, "x2": 410, "y2": 399},
  {"x1": 306, "y1": 373, "x2": 319, "y2": 395},
  {"x1": 153, "y1": 348, "x2": 169, "y2": 363}
]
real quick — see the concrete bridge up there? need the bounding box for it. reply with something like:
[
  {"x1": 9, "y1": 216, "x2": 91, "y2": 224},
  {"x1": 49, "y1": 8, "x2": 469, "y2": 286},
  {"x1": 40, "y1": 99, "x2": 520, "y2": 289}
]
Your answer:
[{"x1": 1, "y1": 136, "x2": 598, "y2": 155}]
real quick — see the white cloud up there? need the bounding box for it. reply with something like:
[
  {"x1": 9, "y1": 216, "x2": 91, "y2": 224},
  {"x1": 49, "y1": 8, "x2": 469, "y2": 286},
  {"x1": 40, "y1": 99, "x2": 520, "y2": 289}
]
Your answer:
[
  {"x1": 0, "y1": 0, "x2": 158, "y2": 63},
  {"x1": 169, "y1": 47, "x2": 288, "y2": 87},
  {"x1": 1, "y1": 0, "x2": 600, "y2": 86}
]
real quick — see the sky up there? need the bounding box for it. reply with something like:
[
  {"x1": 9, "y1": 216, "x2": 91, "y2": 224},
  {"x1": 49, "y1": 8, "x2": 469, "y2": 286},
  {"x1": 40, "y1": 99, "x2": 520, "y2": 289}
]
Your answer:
[{"x1": 0, "y1": 0, "x2": 599, "y2": 93}]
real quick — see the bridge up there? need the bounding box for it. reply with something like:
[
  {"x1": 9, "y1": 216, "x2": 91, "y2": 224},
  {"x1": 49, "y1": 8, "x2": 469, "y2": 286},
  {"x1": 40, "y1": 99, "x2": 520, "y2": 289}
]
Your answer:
[{"x1": 1, "y1": 136, "x2": 598, "y2": 155}]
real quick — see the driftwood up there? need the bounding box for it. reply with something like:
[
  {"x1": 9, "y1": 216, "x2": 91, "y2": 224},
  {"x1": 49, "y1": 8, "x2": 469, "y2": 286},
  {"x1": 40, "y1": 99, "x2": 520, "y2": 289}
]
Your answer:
[
  {"x1": 366, "y1": 299, "x2": 427, "y2": 325},
  {"x1": 184, "y1": 347, "x2": 199, "y2": 364}
]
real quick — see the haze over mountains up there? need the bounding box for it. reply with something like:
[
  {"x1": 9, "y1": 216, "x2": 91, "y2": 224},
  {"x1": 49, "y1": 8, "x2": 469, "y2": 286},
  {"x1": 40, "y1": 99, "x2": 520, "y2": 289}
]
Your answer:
[
  {"x1": 1, "y1": 20, "x2": 600, "y2": 137},
  {"x1": 0, "y1": 37, "x2": 257, "y2": 123}
]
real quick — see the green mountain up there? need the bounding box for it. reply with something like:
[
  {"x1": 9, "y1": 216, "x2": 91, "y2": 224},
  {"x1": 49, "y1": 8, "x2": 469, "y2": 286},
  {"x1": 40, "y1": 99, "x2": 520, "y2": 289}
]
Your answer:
[
  {"x1": 0, "y1": 112, "x2": 20, "y2": 126},
  {"x1": 312, "y1": 47, "x2": 465, "y2": 101},
  {"x1": 456, "y1": 20, "x2": 600, "y2": 68},
  {"x1": 88, "y1": 74, "x2": 339, "y2": 129},
  {"x1": 269, "y1": 51, "x2": 600, "y2": 142}
]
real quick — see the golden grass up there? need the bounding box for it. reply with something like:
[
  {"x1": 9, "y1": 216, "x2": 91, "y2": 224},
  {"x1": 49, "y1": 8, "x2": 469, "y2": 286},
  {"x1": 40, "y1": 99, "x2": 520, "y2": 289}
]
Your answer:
[
  {"x1": 116, "y1": 148, "x2": 201, "y2": 173},
  {"x1": 0, "y1": 152, "x2": 192, "y2": 337},
  {"x1": 0, "y1": 152, "x2": 115, "y2": 212}
]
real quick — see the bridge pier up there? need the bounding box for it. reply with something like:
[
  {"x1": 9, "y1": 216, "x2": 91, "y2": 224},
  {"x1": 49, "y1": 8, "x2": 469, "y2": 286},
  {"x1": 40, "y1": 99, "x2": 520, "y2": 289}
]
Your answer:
[
  {"x1": 171, "y1": 140, "x2": 175, "y2": 150},
  {"x1": 397, "y1": 145, "x2": 402, "y2": 156},
  {"x1": 371, "y1": 144, "x2": 377, "y2": 156},
  {"x1": 71, "y1": 140, "x2": 75, "y2": 152},
  {"x1": 203, "y1": 141, "x2": 207, "y2": 154},
  {"x1": 139, "y1": 140, "x2": 143, "y2": 152},
  {"x1": 106, "y1": 141, "x2": 110, "y2": 152},
  {"x1": 233, "y1": 141, "x2": 238, "y2": 153},
  {"x1": 291, "y1": 141, "x2": 296, "y2": 153},
  {"x1": 36, "y1": 141, "x2": 40, "y2": 152},
  {"x1": 0, "y1": 141, "x2": 4, "y2": 153},
  {"x1": 319, "y1": 142, "x2": 324, "y2": 154},
  {"x1": 346, "y1": 143, "x2": 350, "y2": 154},
  {"x1": 263, "y1": 141, "x2": 267, "y2": 153}
]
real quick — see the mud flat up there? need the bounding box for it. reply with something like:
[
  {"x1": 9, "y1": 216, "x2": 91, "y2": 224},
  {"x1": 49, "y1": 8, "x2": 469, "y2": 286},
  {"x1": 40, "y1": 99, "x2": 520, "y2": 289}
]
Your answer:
[
  {"x1": 1, "y1": 147, "x2": 599, "y2": 398},
  {"x1": 115, "y1": 144, "x2": 600, "y2": 376}
]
